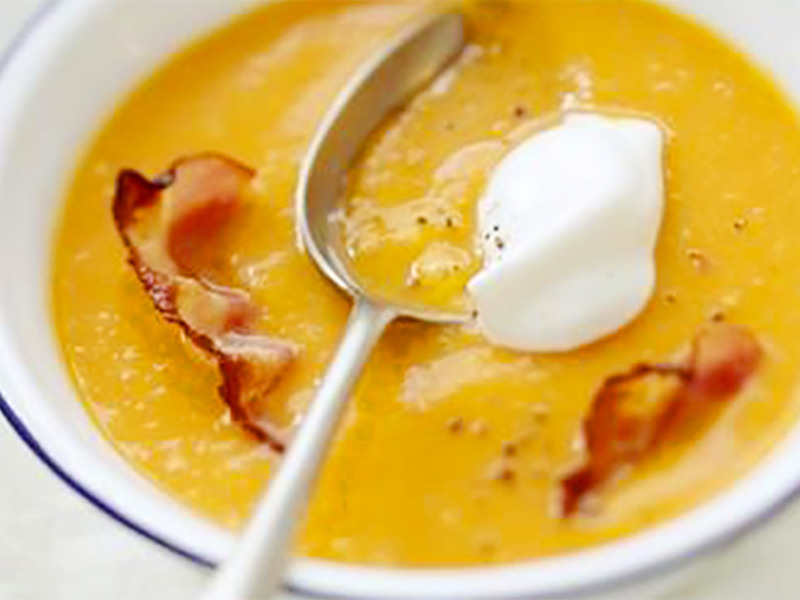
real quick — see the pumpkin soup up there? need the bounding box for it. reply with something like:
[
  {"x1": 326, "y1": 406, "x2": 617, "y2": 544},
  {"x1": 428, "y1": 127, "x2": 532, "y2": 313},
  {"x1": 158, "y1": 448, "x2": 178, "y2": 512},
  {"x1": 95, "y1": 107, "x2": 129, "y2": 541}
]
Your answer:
[{"x1": 53, "y1": 0, "x2": 800, "y2": 565}]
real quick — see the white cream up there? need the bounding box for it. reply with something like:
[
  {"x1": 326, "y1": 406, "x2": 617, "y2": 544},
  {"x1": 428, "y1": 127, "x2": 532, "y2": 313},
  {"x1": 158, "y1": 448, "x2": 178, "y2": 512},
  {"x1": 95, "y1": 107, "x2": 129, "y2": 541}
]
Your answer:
[{"x1": 467, "y1": 113, "x2": 664, "y2": 352}]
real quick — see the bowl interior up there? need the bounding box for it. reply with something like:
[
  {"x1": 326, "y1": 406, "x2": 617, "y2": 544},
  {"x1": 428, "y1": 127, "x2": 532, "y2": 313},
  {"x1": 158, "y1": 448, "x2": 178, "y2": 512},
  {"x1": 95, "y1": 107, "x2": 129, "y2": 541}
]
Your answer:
[{"x1": 2, "y1": 1, "x2": 800, "y2": 598}]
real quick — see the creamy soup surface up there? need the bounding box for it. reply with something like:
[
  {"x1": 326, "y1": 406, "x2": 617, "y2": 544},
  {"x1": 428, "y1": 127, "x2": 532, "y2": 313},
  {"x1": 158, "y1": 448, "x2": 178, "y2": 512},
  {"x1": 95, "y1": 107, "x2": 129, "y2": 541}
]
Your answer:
[{"x1": 53, "y1": 0, "x2": 800, "y2": 565}]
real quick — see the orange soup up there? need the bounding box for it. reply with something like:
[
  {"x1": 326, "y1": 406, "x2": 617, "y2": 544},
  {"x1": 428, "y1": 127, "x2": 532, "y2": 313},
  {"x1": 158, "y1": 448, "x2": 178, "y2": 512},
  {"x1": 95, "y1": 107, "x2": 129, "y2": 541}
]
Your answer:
[{"x1": 53, "y1": 0, "x2": 800, "y2": 565}]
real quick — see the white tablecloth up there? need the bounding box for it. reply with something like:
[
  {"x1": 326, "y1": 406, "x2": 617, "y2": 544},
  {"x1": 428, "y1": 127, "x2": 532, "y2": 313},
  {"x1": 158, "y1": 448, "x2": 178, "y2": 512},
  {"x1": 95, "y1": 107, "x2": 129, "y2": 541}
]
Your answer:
[{"x1": 0, "y1": 1, "x2": 799, "y2": 598}]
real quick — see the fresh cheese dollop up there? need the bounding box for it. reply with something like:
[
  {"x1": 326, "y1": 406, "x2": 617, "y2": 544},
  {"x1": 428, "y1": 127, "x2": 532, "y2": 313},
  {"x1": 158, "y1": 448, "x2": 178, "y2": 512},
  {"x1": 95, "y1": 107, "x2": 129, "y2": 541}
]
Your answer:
[{"x1": 467, "y1": 113, "x2": 665, "y2": 352}]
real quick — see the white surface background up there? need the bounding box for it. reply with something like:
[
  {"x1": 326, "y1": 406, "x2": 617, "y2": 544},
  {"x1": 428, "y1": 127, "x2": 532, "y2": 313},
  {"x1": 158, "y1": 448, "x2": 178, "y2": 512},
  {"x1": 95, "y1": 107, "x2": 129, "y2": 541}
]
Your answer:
[{"x1": 0, "y1": 1, "x2": 799, "y2": 598}]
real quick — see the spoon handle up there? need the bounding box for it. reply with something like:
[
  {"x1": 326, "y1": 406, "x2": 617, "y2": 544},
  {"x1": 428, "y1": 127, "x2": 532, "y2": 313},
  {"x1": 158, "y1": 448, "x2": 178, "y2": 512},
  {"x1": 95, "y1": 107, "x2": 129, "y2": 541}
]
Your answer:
[{"x1": 203, "y1": 300, "x2": 395, "y2": 600}]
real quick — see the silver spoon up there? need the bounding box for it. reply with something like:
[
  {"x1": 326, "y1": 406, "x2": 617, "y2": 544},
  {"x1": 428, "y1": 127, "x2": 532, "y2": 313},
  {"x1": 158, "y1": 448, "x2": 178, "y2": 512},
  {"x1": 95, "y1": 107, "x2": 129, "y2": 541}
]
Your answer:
[{"x1": 204, "y1": 11, "x2": 466, "y2": 600}]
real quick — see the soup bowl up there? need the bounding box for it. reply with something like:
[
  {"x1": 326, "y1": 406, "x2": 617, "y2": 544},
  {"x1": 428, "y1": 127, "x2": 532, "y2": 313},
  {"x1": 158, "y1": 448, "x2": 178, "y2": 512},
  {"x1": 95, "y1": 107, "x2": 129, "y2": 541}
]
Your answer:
[{"x1": 2, "y1": 1, "x2": 800, "y2": 598}]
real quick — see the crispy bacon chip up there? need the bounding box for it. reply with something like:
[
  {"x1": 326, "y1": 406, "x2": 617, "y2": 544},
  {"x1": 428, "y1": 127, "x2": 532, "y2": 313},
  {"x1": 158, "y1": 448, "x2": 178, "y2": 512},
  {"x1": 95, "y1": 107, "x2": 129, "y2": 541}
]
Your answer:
[
  {"x1": 113, "y1": 153, "x2": 296, "y2": 450},
  {"x1": 561, "y1": 323, "x2": 763, "y2": 516}
]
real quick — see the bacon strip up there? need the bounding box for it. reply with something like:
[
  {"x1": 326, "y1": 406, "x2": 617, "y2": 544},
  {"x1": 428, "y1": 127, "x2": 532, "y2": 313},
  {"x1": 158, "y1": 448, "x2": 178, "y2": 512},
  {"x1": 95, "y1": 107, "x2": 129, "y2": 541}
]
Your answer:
[
  {"x1": 113, "y1": 153, "x2": 296, "y2": 450},
  {"x1": 561, "y1": 323, "x2": 763, "y2": 516}
]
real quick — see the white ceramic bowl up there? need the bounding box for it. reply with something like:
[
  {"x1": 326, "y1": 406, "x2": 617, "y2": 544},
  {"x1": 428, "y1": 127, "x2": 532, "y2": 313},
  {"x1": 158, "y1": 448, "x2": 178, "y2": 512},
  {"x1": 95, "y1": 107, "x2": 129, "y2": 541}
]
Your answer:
[{"x1": 2, "y1": 1, "x2": 800, "y2": 598}]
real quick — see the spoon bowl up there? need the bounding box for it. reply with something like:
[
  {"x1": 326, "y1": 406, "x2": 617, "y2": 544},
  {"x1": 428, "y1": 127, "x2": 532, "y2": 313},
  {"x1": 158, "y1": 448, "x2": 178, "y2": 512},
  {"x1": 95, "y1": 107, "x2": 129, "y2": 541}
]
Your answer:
[{"x1": 298, "y1": 10, "x2": 468, "y2": 325}]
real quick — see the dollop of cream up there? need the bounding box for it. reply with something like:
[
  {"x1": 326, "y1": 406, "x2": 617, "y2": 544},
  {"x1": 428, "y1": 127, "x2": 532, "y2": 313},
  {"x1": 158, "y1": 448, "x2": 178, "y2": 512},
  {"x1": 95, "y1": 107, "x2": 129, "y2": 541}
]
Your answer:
[{"x1": 467, "y1": 113, "x2": 665, "y2": 352}]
